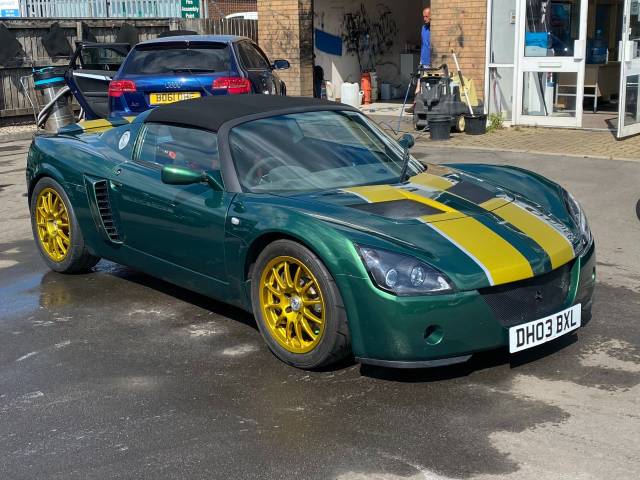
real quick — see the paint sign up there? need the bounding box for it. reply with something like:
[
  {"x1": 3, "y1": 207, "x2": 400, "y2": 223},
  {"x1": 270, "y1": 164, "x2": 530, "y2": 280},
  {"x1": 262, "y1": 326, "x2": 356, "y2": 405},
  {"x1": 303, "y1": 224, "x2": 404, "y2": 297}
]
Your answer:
[
  {"x1": 181, "y1": 0, "x2": 200, "y2": 18},
  {"x1": 0, "y1": 0, "x2": 20, "y2": 17}
]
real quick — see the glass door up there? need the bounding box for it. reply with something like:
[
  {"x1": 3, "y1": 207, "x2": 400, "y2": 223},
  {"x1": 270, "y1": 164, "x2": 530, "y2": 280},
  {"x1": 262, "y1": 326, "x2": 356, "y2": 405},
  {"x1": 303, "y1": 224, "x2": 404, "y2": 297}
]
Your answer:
[
  {"x1": 515, "y1": 0, "x2": 588, "y2": 127},
  {"x1": 617, "y1": 0, "x2": 640, "y2": 138}
]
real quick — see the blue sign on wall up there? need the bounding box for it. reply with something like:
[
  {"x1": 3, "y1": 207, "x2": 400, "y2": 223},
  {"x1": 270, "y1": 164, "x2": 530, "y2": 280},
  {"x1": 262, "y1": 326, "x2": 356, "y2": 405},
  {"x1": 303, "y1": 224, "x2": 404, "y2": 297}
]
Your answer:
[{"x1": 0, "y1": 0, "x2": 20, "y2": 17}]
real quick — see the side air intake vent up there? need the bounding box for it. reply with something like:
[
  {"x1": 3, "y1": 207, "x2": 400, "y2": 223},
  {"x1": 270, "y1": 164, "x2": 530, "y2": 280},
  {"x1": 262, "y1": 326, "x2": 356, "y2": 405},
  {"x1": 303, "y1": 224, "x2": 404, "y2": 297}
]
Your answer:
[{"x1": 94, "y1": 180, "x2": 121, "y2": 243}]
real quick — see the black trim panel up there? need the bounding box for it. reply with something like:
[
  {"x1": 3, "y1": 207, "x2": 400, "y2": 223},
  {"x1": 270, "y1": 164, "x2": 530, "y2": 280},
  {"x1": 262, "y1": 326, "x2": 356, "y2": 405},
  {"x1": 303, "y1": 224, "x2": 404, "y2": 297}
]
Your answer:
[{"x1": 356, "y1": 354, "x2": 472, "y2": 369}]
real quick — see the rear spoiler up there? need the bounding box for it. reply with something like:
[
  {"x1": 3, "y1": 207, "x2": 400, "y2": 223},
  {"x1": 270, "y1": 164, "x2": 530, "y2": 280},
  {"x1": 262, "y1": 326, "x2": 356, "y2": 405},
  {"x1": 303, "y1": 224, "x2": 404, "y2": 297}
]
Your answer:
[{"x1": 58, "y1": 116, "x2": 137, "y2": 135}]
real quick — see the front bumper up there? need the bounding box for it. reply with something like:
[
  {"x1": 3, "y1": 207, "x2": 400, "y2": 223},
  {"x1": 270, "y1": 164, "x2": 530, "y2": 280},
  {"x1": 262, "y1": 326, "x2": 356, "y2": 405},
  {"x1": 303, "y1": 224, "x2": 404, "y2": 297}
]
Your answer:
[{"x1": 338, "y1": 243, "x2": 596, "y2": 368}]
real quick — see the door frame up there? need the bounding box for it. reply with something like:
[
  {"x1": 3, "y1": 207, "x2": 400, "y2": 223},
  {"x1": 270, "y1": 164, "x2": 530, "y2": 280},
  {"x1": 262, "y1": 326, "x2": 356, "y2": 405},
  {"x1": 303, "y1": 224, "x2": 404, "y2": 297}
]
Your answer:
[
  {"x1": 617, "y1": 0, "x2": 640, "y2": 138},
  {"x1": 513, "y1": 0, "x2": 589, "y2": 128}
]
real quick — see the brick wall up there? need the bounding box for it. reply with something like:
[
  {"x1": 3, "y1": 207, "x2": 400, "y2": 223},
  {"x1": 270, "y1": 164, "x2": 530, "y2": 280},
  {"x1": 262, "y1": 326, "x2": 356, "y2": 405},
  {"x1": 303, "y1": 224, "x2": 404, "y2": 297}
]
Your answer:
[
  {"x1": 255, "y1": 0, "x2": 487, "y2": 99},
  {"x1": 430, "y1": 0, "x2": 487, "y2": 99},
  {"x1": 208, "y1": 0, "x2": 257, "y2": 19},
  {"x1": 257, "y1": 0, "x2": 314, "y2": 96}
]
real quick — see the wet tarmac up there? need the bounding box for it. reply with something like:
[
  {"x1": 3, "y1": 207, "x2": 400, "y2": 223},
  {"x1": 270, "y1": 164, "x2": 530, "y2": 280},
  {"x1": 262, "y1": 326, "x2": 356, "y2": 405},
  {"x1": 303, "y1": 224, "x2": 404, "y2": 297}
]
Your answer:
[{"x1": 1, "y1": 139, "x2": 639, "y2": 479}]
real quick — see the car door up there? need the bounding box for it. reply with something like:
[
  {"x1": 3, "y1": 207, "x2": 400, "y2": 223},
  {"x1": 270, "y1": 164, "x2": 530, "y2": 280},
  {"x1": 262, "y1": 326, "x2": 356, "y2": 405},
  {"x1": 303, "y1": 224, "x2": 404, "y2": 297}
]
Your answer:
[
  {"x1": 235, "y1": 40, "x2": 277, "y2": 94},
  {"x1": 65, "y1": 43, "x2": 129, "y2": 119},
  {"x1": 110, "y1": 122, "x2": 234, "y2": 283}
]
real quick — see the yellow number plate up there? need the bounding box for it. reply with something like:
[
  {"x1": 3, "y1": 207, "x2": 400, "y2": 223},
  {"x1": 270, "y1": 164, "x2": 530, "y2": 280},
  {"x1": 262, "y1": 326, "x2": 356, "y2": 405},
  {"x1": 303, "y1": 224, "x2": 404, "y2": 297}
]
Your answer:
[{"x1": 149, "y1": 91, "x2": 201, "y2": 105}]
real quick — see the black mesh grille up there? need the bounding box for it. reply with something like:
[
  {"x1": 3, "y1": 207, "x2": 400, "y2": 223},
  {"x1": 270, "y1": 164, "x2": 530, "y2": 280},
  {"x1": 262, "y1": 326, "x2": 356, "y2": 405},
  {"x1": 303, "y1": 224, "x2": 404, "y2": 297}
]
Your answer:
[
  {"x1": 94, "y1": 180, "x2": 121, "y2": 243},
  {"x1": 479, "y1": 261, "x2": 574, "y2": 327}
]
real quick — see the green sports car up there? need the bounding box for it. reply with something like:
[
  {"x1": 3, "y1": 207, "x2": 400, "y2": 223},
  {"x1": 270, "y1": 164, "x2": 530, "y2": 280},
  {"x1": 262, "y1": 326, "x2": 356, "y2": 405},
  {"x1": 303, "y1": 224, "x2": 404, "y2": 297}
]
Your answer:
[{"x1": 26, "y1": 95, "x2": 595, "y2": 369}]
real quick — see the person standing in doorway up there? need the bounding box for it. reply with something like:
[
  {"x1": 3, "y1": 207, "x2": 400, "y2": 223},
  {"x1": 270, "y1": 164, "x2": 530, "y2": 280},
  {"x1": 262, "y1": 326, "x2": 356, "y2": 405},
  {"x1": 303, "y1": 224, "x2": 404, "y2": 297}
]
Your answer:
[{"x1": 406, "y1": 7, "x2": 431, "y2": 114}]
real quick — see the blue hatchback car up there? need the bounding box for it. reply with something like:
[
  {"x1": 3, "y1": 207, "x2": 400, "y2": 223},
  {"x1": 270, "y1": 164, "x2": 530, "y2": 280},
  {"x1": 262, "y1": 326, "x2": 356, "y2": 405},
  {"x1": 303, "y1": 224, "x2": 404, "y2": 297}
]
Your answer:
[{"x1": 69, "y1": 35, "x2": 289, "y2": 119}]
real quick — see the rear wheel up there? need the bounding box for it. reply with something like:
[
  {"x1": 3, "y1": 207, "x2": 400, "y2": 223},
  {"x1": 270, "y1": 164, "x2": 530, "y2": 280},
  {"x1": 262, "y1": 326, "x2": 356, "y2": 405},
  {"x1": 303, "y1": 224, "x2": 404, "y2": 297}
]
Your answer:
[
  {"x1": 30, "y1": 177, "x2": 100, "y2": 273},
  {"x1": 454, "y1": 114, "x2": 466, "y2": 133},
  {"x1": 251, "y1": 240, "x2": 350, "y2": 369}
]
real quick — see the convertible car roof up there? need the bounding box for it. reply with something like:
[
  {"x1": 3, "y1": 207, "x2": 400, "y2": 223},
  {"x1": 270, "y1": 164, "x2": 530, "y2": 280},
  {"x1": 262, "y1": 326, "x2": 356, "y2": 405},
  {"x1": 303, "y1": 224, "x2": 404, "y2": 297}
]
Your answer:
[{"x1": 144, "y1": 95, "x2": 351, "y2": 132}]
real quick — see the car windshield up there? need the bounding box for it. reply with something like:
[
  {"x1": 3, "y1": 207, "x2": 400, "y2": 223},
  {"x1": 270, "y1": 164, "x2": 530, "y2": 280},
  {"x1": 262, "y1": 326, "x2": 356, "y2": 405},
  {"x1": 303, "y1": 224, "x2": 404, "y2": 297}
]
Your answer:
[
  {"x1": 123, "y1": 43, "x2": 231, "y2": 75},
  {"x1": 229, "y1": 110, "x2": 424, "y2": 193}
]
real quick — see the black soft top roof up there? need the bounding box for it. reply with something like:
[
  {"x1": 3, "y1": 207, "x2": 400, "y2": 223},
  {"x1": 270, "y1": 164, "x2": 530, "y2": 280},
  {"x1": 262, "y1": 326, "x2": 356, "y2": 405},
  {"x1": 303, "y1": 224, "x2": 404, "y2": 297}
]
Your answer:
[{"x1": 144, "y1": 95, "x2": 353, "y2": 131}]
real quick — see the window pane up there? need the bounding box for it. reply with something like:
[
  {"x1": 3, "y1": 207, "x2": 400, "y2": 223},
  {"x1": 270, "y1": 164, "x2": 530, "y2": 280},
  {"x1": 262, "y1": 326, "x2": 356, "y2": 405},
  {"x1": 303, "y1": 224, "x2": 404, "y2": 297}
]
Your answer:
[
  {"x1": 624, "y1": 74, "x2": 640, "y2": 126},
  {"x1": 525, "y1": 0, "x2": 580, "y2": 57},
  {"x1": 522, "y1": 71, "x2": 576, "y2": 116},
  {"x1": 489, "y1": 0, "x2": 516, "y2": 64},
  {"x1": 630, "y1": 1, "x2": 640, "y2": 59},
  {"x1": 139, "y1": 124, "x2": 219, "y2": 170},
  {"x1": 239, "y1": 42, "x2": 270, "y2": 69},
  {"x1": 488, "y1": 67, "x2": 514, "y2": 118},
  {"x1": 80, "y1": 46, "x2": 128, "y2": 70}
]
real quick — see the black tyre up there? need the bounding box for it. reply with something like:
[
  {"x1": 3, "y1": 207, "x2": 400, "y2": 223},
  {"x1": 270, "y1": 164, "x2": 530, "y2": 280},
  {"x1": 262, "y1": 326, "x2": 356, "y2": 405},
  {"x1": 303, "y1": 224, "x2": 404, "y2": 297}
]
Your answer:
[
  {"x1": 30, "y1": 177, "x2": 100, "y2": 273},
  {"x1": 251, "y1": 239, "x2": 351, "y2": 369},
  {"x1": 454, "y1": 115, "x2": 466, "y2": 133}
]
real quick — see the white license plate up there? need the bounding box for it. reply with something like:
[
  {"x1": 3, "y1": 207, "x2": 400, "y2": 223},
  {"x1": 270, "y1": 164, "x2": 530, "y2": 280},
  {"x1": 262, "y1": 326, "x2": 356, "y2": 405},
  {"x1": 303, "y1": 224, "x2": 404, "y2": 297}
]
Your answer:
[{"x1": 509, "y1": 304, "x2": 581, "y2": 353}]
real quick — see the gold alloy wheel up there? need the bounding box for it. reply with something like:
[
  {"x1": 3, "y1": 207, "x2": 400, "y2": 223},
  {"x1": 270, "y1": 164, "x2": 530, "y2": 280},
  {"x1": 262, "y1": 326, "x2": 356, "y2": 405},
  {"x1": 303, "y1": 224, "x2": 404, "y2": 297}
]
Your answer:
[
  {"x1": 259, "y1": 256, "x2": 326, "y2": 354},
  {"x1": 35, "y1": 187, "x2": 71, "y2": 262}
]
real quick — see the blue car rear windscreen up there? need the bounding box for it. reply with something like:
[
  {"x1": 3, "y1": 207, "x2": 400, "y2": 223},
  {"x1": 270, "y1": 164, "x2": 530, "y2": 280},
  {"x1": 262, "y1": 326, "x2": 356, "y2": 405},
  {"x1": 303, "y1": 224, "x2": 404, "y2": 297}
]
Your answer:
[{"x1": 122, "y1": 43, "x2": 231, "y2": 75}]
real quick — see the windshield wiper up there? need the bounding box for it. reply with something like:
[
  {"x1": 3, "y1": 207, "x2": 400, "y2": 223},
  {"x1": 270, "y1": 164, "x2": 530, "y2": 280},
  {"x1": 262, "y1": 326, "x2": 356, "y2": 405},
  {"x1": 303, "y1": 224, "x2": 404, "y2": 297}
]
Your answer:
[
  {"x1": 171, "y1": 68, "x2": 217, "y2": 73},
  {"x1": 397, "y1": 134, "x2": 415, "y2": 183}
]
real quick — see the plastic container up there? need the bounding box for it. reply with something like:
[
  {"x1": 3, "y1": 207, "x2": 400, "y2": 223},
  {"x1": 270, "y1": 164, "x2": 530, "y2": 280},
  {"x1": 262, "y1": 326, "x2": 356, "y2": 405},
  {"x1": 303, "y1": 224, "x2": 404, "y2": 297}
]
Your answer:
[
  {"x1": 341, "y1": 82, "x2": 363, "y2": 108},
  {"x1": 370, "y1": 72, "x2": 378, "y2": 101},
  {"x1": 380, "y1": 83, "x2": 392, "y2": 101},
  {"x1": 392, "y1": 85, "x2": 405, "y2": 99},
  {"x1": 464, "y1": 114, "x2": 487, "y2": 135},
  {"x1": 325, "y1": 81, "x2": 336, "y2": 101},
  {"x1": 428, "y1": 116, "x2": 452, "y2": 141},
  {"x1": 361, "y1": 72, "x2": 372, "y2": 104}
]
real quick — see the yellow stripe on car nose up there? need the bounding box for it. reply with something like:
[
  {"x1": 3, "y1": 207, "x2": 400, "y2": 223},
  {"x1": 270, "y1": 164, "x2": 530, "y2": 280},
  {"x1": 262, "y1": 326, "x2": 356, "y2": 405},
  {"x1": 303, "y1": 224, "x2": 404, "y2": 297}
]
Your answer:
[
  {"x1": 346, "y1": 184, "x2": 535, "y2": 286},
  {"x1": 345, "y1": 185, "x2": 408, "y2": 202},
  {"x1": 346, "y1": 184, "x2": 456, "y2": 212},
  {"x1": 425, "y1": 215, "x2": 534, "y2": 286},
  {"x1": 410, "y1": 172, "x2": 456, "y2": 191},
  {"x1": 482, "y1": 198, "x2": 575, "y2": 269}
]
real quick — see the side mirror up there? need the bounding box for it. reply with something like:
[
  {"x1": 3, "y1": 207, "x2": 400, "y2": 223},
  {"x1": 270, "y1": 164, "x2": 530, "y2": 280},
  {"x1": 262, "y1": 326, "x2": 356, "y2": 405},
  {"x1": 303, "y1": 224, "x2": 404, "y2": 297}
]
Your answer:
[
  {"x1": 398, "y1": 133, "x2": 415, "y2": 150},
  {"x1": 161, "y1": 165, "x2": 223, "y2": 191},
  {"x1": 272, "y1": 59, "x2": 290, "y2": 70}
]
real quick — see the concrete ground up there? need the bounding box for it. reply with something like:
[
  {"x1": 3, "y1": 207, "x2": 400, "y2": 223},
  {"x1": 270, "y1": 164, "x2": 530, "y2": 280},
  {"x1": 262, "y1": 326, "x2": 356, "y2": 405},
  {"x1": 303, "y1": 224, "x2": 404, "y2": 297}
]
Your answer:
[{"x1": 1, "y1": 137, "x2": 640, "y2": 480}]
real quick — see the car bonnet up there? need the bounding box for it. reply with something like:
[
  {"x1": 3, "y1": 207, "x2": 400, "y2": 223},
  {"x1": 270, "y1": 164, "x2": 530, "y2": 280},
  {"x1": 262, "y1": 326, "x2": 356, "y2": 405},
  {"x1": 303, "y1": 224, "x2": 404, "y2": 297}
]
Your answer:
[{"x1": 284, "y1": 164, "x2": 579, "y2": 288}]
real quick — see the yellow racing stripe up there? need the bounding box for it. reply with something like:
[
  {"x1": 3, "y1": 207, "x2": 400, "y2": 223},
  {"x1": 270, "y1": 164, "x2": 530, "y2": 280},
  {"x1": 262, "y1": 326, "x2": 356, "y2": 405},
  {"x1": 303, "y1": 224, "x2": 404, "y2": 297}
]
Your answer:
[
  {"x1": 345, "y1": 185, "x2": 456, "y2": 213},
  {"x1": 77, "y1": 118, "x2": 114, "y2": 133},
  {"x1": 344, "y1": 185, "x2": 408, "y2": 202},
  {"x1": 410, "y1": 172, "x2": 455, "y2": 191},
  {"x1": 424, "y1": 215, "x2": 534, "y2": 285},
  {"x1": 482, "y1": 198, "x2": 575, "y2": 268},
  {"x1": 346, "y1": 183, "x2": 539, "y2": 285}
]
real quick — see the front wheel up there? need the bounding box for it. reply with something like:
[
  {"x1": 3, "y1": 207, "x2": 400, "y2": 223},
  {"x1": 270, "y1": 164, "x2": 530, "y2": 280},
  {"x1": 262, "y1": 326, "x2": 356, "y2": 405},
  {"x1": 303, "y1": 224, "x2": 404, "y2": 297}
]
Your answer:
[
  {"x1": 251, "y1": 240, "x2": 351, "y2": 369},
  {"x1": 30, "y1": 177, "x2": 100, "y2": 273}
]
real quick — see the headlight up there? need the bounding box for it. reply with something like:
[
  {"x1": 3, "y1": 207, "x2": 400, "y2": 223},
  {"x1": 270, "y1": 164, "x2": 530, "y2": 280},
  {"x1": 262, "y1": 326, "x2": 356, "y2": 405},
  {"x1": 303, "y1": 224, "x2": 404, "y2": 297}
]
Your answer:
[
  {"x1": 356, "y1": 245, "x2": 455, "y2": 296},
  {"x1": 563, "y1": 190, "x2": 592, "y2": 250}
]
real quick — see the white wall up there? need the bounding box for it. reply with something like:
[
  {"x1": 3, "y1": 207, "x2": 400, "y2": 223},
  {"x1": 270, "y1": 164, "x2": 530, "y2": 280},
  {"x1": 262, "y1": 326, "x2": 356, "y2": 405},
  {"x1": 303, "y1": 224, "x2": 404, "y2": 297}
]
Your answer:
[{"x1": 313, "y1": 0, "x2": 424, "y2": 98}]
